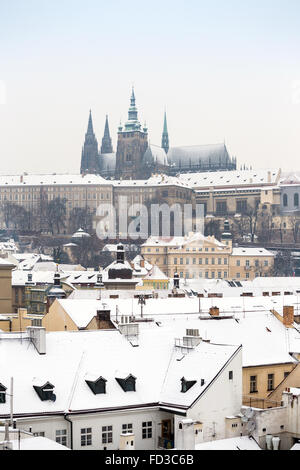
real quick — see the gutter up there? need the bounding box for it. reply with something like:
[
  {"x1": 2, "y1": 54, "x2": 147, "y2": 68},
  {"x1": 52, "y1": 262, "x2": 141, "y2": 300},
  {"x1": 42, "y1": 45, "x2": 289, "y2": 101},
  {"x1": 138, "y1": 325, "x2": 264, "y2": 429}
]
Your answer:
[{"x1": 64, "y1": 414, "x2": 73, "y2": 450}]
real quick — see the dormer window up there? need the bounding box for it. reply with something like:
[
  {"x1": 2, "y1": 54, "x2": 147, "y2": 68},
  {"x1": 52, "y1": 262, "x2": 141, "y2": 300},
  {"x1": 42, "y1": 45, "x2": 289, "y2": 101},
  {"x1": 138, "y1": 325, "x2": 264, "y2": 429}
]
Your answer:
[
  {"x1": 181, "y1": 377, "x2": 197, "y2": 393},
  {"x1": 85, "y1": 376, "x2": 107, "y2": 395},
  {"x1": 33, "y1": 381, "x2": 56, "y2": 401},
  {"x1": 0, "y1": 383, "x2": 7, "y2": 403},
  {"x1": 116, "y1": 374, "x2": 136, "y2": 392}
]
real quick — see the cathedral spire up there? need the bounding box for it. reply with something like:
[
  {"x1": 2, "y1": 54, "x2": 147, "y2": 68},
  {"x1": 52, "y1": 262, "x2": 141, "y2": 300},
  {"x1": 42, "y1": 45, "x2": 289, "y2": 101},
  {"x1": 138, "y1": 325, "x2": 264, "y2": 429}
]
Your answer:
[
  {"x1": 100, "y1": 115, "x2": 113, "y2": 154},
  {"x1": 161, "y1": 110, "x2": 169, "y2": 154},
  {"x1": 87, "y1": 109, "x2": 94, "y2": 134},
  {"x1": 123, "y1": 87, "x2": 141, "y2": 131},
  {"x1": 80, "y1": 110, "x2": 99, "y2": 174}
]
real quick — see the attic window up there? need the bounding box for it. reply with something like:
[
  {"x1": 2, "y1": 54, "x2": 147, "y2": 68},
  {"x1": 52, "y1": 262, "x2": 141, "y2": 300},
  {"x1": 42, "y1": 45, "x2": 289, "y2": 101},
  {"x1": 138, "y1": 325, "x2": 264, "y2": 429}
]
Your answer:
[
  {"x1": 85, "y1": 376, "x2": 107, "y2": 395},
  {"x1": 116, "y1": 374, "x2": 136, "y2": 392},
  {"x1": 33, "y1": 381, "x2": 56, "y2": 401},
  {"x1": 181, "y1": 377, "x2": 197, "y2": 393},
  {"x1": 0, "y1": 383, "x2": 7, "y2": 403}
]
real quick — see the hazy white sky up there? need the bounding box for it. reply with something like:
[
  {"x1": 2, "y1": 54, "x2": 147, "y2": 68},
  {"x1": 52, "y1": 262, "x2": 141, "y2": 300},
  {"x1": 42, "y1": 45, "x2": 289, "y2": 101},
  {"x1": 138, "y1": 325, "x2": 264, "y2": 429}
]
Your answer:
[{"x1": 0, "y1": 0, "x2": 300, "y2": 175}]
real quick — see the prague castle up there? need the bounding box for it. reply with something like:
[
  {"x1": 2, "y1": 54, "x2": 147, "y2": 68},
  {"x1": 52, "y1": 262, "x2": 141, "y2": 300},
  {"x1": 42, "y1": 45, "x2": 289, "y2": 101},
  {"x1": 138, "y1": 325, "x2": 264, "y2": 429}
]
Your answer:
[{"x1": 80, "y1": 88, "x2": 237, "y2": 180}]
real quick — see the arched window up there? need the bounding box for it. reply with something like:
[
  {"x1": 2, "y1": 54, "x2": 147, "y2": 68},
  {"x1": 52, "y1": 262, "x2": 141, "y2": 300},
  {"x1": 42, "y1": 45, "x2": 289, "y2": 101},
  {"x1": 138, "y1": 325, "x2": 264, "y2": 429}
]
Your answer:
[
  {"x1": 294, "y1": 193, "x2": 299, "y2": 207},
  {"x1": 283, "y1": 194, "x2": 288, "y2": 207}
]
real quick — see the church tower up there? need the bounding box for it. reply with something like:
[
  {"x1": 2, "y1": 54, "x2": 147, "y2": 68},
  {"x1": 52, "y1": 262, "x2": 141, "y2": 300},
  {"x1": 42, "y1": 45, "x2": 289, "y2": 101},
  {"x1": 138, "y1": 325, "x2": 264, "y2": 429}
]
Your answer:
[
  {"x1": 80, "y1": 110, "x2": 99, "y2": 174},
  {"x1": 115, "y1": 88, "x2": 148, "y2": 180},
  {"x1": 100, "y1": 115, "x2": 113, "y2": 154},
  {"x1": 161, "y1": 110, "x2": 169, "y2": 154}
]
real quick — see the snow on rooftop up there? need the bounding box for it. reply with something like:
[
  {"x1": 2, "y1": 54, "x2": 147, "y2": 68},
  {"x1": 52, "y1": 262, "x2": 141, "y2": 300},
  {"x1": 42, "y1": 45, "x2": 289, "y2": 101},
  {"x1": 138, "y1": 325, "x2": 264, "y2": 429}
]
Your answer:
[
  {"x1": 178, "y1": 169, "x2": 280, "y2": 189},
  {"x1": 0, "y1": 173, "x2": 111, "y2": 187},
  {"x1": 0, "y1": 327, "x2": 240, "y2": 417},
  {"x1": 195, "y1": 436, "x2": 261, "y2": 450},
  {"x1": 9, "y1": 436, "x2": 69, "y2": 450}
]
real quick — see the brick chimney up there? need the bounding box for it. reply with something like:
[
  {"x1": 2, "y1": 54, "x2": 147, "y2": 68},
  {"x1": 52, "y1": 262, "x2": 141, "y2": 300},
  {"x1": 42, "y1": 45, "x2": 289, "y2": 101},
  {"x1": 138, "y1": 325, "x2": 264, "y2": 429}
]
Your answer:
[
  {"x1": 283, "y1": 306, "x2": 294, "y2": 328},
  {"x1": 209, "y1": 306, "x2": 219, "y2": 317},
  {"x1": 140, "y1": 259, "x2": 145, "y2": 268}
]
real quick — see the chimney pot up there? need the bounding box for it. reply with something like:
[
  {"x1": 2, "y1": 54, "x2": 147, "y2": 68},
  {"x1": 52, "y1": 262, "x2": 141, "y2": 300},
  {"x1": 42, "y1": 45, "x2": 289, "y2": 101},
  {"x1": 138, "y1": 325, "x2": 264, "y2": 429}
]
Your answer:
[{"x1": 209, "y1": 306, "x2": 220, "y2": 317}]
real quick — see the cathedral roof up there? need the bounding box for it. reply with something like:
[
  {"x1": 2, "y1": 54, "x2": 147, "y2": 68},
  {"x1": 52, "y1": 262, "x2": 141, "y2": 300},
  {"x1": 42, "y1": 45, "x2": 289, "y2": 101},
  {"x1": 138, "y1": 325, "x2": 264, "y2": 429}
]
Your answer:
[
  {"x1": 167, "y1": 143, "x2": 231, "y2": 167},
  {"x1": 143, "y1": 144, "x2": 169, "y2": 167}
]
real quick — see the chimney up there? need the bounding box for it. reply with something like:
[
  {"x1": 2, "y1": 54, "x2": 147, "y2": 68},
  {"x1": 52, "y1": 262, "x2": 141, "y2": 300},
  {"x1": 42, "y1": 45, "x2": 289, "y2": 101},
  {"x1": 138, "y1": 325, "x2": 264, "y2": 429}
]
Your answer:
[
  {"x1": 173, "y1": 272, "x2": 180, "y2": 289},
  {"x1": 20, "y1": 175, "x2": 23, "y2": 183},
  {"x1": 283, "y1": 306, "x2": 294, "y2": 328},
  {"x1": 116, "y1": 244, "x2": 125, "y2": 264},
  {"x1": 267, "y1": 171, "x2": 271, "y2": 183},
  {"x1": 140, "y1": 259, "x2": 145, "y2": 268},
  {"x1": 27, "y1": 326, "x2": 46, "y2": 354},
  {"x1": 209, "y1": 306, "x2": 220, "y2": 317}
]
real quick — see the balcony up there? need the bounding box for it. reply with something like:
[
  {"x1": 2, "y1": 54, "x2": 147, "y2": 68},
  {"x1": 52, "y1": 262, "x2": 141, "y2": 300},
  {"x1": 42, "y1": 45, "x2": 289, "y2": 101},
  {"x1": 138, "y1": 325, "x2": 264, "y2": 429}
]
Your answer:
[{"x1": 158, "y1": 436, "x2": 174, "y2": 449}]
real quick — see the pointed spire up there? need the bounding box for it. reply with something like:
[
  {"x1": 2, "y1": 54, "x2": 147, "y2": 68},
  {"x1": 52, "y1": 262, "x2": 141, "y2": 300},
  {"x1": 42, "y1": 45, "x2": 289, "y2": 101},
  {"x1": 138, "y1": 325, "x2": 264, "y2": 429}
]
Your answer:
[
  {"x1": 87, "y1": 109, "x2": 94, "y2": 134},
  {"x1": 131, "y1": 86, "x2": 136, "y2": 107},
  {"x1": 161, "y1": 110, "x2": 169, "y2": 154},
  {"x1": 100, "y1": 114, "x2": 113, "y2": 154}
]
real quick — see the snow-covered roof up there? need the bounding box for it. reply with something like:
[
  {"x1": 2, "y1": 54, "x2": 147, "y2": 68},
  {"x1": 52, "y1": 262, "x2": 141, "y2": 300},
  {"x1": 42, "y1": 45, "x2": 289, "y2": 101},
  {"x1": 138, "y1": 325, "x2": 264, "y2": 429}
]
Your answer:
[
  {"x1": 9, "y1": 436, "x2": 69, "y2": 450},
  {"x1": 142, "y1": 232, "x2": 225, "y2": 249},
  {"x1": 51, "y1": 294, "x2": 300, "y2": 368},
  {"x1": 195, "y1": 436, "x2": 261, "y2": 450},
  {"x1": 0, "y1": 327, "x2": 240, "y2": 417},
  {"x1": 0, "y1": 173, "x2": 112, "y2": 187},
  {"x1": 178, "y1": 169, "x2": 280, "y2": 189},
  {"x1": 231, "y1": 247, "x2": 275, "y2": 257},
  {"x1": 144, "y1": 265, "x2": 168, "y2": 280},
  {"x1": 112, "y1": 174, "x2": 191, "y2": 189}
]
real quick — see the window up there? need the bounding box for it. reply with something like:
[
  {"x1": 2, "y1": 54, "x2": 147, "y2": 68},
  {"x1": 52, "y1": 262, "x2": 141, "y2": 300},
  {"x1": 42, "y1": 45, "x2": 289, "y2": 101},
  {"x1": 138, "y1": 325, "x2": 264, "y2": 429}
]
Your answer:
[
  {"x1": 180, "y1": 258, "x2": 183, "y2": 265},
  {"x1": 284, "y1": 371, "x2": 290, "y2": 379},
  {"x1": 218, "y1": 271, "x2": 222, "y2": 279},
  {"x1": 229, "y1": 371, "x2": 233, "y2": 380},
  {"x1": 193, "y1": 258, "x2": 196, "y2": 265},
  {"x1": 236, "y1": 199, "x2": 247, "y2": 214},
  {"x1": 199, "y1": 258, "x2": 202, "y2": 264},
  {"x1": 236, "y1": 260, "x2": 240, "y2": 266},
  {"x1": 205, "y1": 271, "x2": 209, "y2": 279},
  {"x1": 224, "y1": 258, "x2": 228, "y2": 265},
  {"x1": 122, "y1": 423, "x2": 133, "y2": 433},
  {"x1": 264, "y1": 260, "x2": 269, "y2": 267},
  {"x1": 81, "y1": 428, "x2": 92, "y2": 446},
  {"x1": 56, "y1": 429, "x2": 67, "y2": 446},
  {"x1": 255, "y1": 260, "x2": 259, "y2": 267},
  {"x1": 211, "y1": 258, "x2": 215, "y2": 265},
  {"x1": 102, "y1": 426, "x2": 113, "y2": 444},
  {"x1": 142, "y1": 422, "x2": 152, "y2": 439},
  {"x1": 218, "y1": 258, "x2": 222, "y2": 265},
  {"x1": 186, "y1": 258, "x2": 189, "y2": 265},
  {"x1": 237, "y1": 273, "x2": 240, "y2": 278},
  {"x1": 246, "y1": 260, "x2": 250, "y2": 267},
  {"x1": 216, "y1": 201, "x2": 227, "y2": 215},
  {"x1": 205, "y1": 258, "x2": 209, "y2": 265},
  {"x1": 283, "y1": 194, "x2": 288, "y2": 207},
  {"x1": 174, "y1": 258, "x2": 177, "y2": 265},
  {"x1": 250, "y1": 376, "x2": 257, "y2": 393},
  {"x1": 294, "y1": 193, "x2": 299, "y2": 207},
  {"x1": 267, "y1": 374, "x2": 274, "y2": 391},
  {"x1": 33, "y1": 432, "x2": 45, "y2": 437}
]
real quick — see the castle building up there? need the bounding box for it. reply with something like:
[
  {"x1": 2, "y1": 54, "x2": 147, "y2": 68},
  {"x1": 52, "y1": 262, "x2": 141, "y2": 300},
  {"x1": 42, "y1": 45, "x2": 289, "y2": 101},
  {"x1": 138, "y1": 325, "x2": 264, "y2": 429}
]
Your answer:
[{"x1": 80, "y1": 89, "x2": 237, "y2": 180}]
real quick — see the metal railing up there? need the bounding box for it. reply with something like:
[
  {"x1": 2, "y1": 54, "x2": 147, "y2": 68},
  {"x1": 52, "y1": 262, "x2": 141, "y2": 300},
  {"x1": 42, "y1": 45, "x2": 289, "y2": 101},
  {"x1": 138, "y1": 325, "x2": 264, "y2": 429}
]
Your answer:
[{"x1": 243, "y1": 395, "x2": 283, "y2": 409}]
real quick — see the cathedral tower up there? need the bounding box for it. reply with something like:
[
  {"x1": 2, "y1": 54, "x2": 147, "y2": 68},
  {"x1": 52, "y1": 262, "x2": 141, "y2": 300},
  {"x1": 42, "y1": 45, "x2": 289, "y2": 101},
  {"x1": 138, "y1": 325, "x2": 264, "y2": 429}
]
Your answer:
[
  {"x1": 115, "y1": 88, "x2": 148, "y2": 180},
  {"x1": 80, "y1": 110, "x2": 99, "y2": 174},
  {"x1": 100, "y1": 115, "x2": 113, "y2": 154},
  {"x1": 161, "y1": 110, "x2": 169, "y2": 154}
]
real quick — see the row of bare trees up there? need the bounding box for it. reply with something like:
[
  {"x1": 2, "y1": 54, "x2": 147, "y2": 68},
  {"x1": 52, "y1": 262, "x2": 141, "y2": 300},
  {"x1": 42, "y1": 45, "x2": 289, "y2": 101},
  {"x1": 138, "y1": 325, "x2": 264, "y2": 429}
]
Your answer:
[{"x1": 1, "y1": 199, "x2": 93, "y2": 235}]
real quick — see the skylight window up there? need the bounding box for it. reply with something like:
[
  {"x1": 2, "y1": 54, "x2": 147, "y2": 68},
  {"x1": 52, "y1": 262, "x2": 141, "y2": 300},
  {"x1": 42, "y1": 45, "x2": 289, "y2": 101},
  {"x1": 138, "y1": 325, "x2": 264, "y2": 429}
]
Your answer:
[
  {"x1": 181, "y1": 377, "x2": 197, "y2": 393},
  {"x1": 33, "y1": 381, "x2": 56, "y2": 401},
  {"x1": 85, "y1": 376, "x2": 107, "y2": 395},
  {"x1": 116, "y1": 374, "x2": 136, "y2": 392}
]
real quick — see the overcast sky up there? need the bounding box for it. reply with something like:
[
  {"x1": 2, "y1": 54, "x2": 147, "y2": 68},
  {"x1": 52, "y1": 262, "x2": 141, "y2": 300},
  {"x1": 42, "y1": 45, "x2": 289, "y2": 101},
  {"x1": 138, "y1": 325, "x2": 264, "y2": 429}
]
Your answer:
[{"x1": 0, "y1": 0, "x2": 300, "y2": 175}]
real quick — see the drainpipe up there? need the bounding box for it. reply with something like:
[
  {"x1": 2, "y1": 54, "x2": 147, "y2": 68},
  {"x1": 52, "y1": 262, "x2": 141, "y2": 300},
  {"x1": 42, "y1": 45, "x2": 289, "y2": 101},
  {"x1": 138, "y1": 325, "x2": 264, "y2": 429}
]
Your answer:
[{"x1": 64, "y1": 414, "x2": 73, "y2": 449}]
